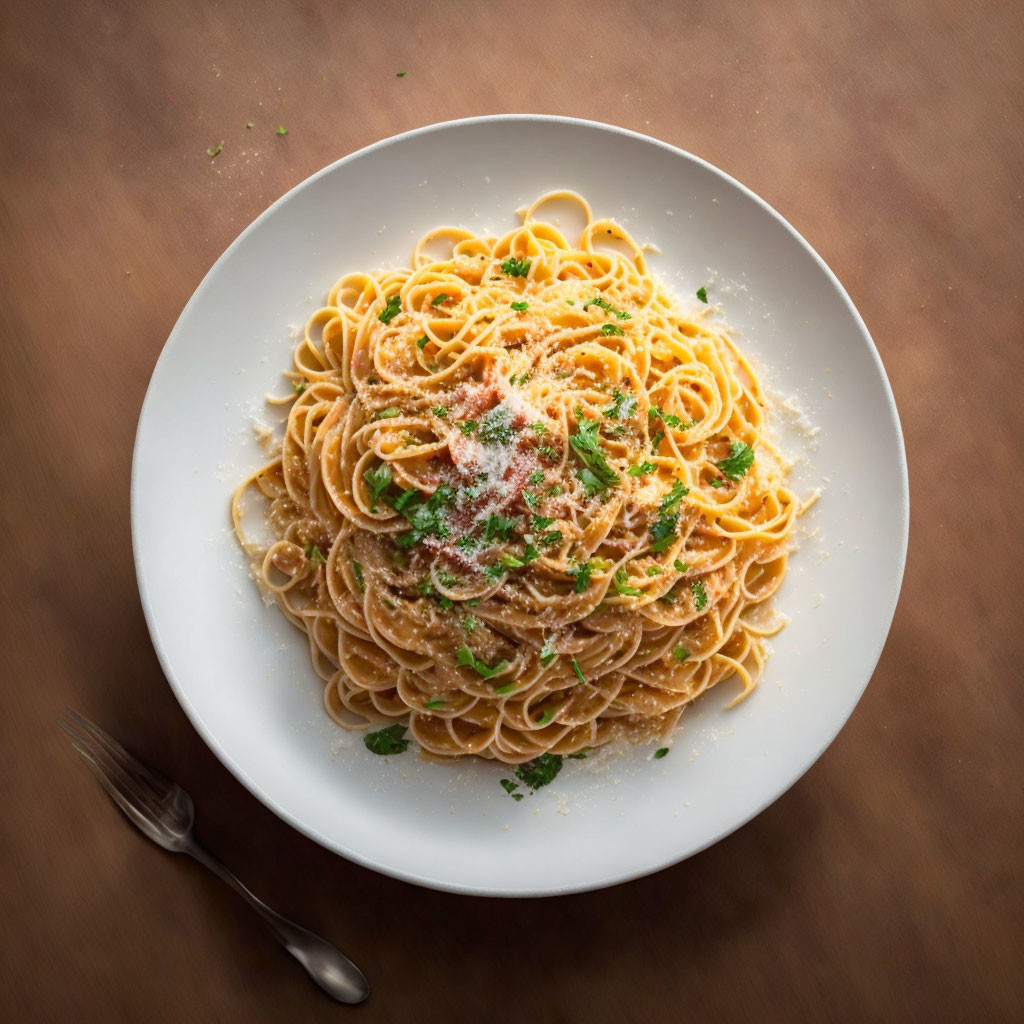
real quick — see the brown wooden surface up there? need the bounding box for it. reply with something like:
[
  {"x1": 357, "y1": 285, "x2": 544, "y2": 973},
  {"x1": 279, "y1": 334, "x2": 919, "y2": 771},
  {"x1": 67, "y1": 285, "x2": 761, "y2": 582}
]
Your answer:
[{"x1": 2, "y1": 0, "x2": 1021, "y2": 1020}]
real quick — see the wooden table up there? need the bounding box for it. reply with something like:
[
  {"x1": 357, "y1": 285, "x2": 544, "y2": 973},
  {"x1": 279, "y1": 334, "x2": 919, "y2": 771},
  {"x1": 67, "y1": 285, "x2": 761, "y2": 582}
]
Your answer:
[{"x1": 3, "y1": 0, "x2": 1021, "y2": 1019}]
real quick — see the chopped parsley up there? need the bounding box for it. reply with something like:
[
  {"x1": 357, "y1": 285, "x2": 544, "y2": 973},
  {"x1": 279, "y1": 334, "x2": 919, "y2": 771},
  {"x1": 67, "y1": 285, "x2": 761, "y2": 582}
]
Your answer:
[
  {"x1": 432, "y1": 405, "x2": 448, "y2": 417},
  {"x1": 531, "y1": 515, "x2": 555, "y2": 531},
  {"x1": 374, "y1": 407, "x2": 401, "y2": 420},
  {"x1": 510, "y1": 301, "x2": 529, "y2": 312},
  {"x1": 582, "y1": 295, "x2": 630, "y2": 320},
  {"x1": 460, "y1": 615, "x2": 479, "y2": 634},
  {"x1": 396, "y1": 70, "x2": 407, "y2": 77},
  {"x1": 423, "y1": 698, "x2": 446, "y2": 709},
  {"x1": 696, "y1": 286, "x2": 708, "y2": 303},
  {"x1": 604, "y1": 390, "x2": 638, "y2": 420},
  {"x1": 432, "y1": 292, "x2": 448, "y2": 306},
  {"x1": 601, "y1": 323, "x2": 625, "y2": 336},
  {"x1": 352, "y1": 561, "x2": 366, "y2": 593},
  {"x1": 716, "y1": 441, "x2": 755, "y2": 481},
  {"x1": 483, "y1": 563, "x2": 505, "y2": 581},
  {"x1": 654, "y1": 746, "x2": 670, "y2": 759},
  {"x1": 206, "y1": 141, "x2": 223, "y2": 158},
  {"x1": 673, "y1": 646, "x2": 690, "y2": 662},
  {"x1": 710, "y1": 478, "x2": 724, "y2": 488},
  {"x1": 500, "y1": 778, "x2": 524, "y2": 801},
  {"x1": 566, "y1": 560, "x2": 595, "y2": 593},
  {"x1": 651, "y1": 430, "x2": 665, "y2": 452},
  {"x1": 363, "y1": 463, "x2": 392, "y2": 511},
  {"x1": 650, "y1": 513, "x2": 679, "y2": 553},
  {"x1": 455, "y1": 643, "x2": 509, "y2": 679},
  {"x1": 613, "y1": 567, "x2": 643, "y2": 597},
  {"x1": 528, "y1": 469, "x2": 545, "y2": 485},
  {"x1": 569, "y1": 410, "x2": 619, "y2": 494},
  {"x1": 539, "y1": 445, "x2": 558, "y2": 459},
  {"x1": 483, "y1": 513, "x2": 518, "y2": 543},
  {"x1": 498, "y1": 552, "x2": 525, "y2": 569},
  {"x1": 392, "y1": 484, "x2": 456, "y2": 547},
  {"x1": 646, "y1": 565, "x2": 664, "y2": 576},
  {"x1": 378, "y1": 294, "x2": 402, "y2": 324},
  {"x1": 293, "y1": 380, "x2": 307, "y2": 395},
  {"x1": 303, "y1": 542, "x2": 326, "y2": 564},
  {"x1": 628, "y1": 461, "x2": 656, "y2": 477},
  {"x1": 501, "y1": 256, "x2": 531, "y2": 277},
  {"x1": 523, "y1": 490, "x2": 539, "y2": 509},
  {"x1": 363, "y1": 724, "x2": 408, "y2": 755},
  {"x1": 537, "y1": 530, "x2": 563, "y2": 546},
  {"x1": 493, "y1": 682, "x2": 516, "y2": 694},
  {"x1": 649, "y1": 407, "x2": 687, "y2": 429},
  {"x1": 674, "y1": 559, "x2": 689, "y2": 573},
  {"x1": 531, "y1": 422, "x2": 547, "y2": 434},
  {"x1": 459, "y1": 420, "x2": 477, "y2": 435},
  {"x1": 571, "y1": 660, "x2": 586, "y2": 684},
  {"x1": 276, "y1": 126, "x2": 288, "y2": 135},
  {"x1": 522, "y1": 543, "x2": 541, "y2": 563},
  {"x1": 659, "y1": 480, "x2": 690, "y2": 514},
  {"x1": 478, "y1": 406, "x2": 514, "y2": 445},
  {"x1": 568, "y1": 749, "x2": 589, "y2": 759},
  {"x1": 514, "y1": 753, "x2": 563, "y2": 790},
  {"x1": 535, "y1": 708, "x2": 556, "y2": 725},
  {"x1": 691, "y1": 580, "x2": 708, "y2": 611},
  {"x1": 417, "y1": 336, "x2": 429, "y2": 349}
]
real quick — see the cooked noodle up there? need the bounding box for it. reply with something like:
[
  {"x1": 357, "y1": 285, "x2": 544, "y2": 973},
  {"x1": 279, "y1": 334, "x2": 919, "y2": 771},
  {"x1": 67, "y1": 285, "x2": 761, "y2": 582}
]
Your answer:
[{"x1": 232, "y1": 192, "x2": 804, "y2": 764}]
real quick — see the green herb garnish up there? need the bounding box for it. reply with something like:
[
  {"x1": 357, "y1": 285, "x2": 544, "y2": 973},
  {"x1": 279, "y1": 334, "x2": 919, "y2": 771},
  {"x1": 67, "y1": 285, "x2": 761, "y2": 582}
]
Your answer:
[
  {"x1": 651, "y1": 430, "x2": 665, "y2": 451},
  {"x1": 569, "y1": 410, "x2": 619, "y2": 494},
  {"x1": 539, "y1": 640, "x2": 558, "y2": 667},
  {"x1": 483, "y1": 513, "x2": 518, "y2": 543},
  {"x1": 378, "y1": 293, "x2": 402, "y2": 324},
  {"x1": 207, "y1": 141, "x2": 223, "y2": 158},
  {"x1": 432, "y1": 405, "x2": 448, "y2": 417},
  {"x1": 716, "y1": 441, "x2": 755, "y2": 481},
  {"x1": 500, "y1": 778, "x2": 524, "y2": 800},
  {"x1": 459, "y1": 420, "x2": 477, "y2": 436},
  {"x1": 604, "y1": 390, "x2": 638, "y2": 419},
  {"x1": 650, "y1": 513, "x2": 679, "y2": 553},
  {"x1": 460, "y1": 615, "x2": 478, "y2": 634},
  {"x1": 514, "y1": 753, "x2": 563, "y2": 790},
  {"x1": 396, "y1": 70, "x2": 407, "y2": 77},
  {"x1": 363, "y1": 724, "x2": 408, "y2": 755},
  {"x1": 374, "y1": 407, "x2": 401, "y2": 420},
  {"x1": 456, "y1": 643, "x2": 509, "y2": 679},
  {"x1": 567, "y1": 560, "x2": 595, "y2": 593},
  {"x1": 659, "y1": 480, "x2": 690, "y2": 514},
  {"x1": 304, "y1": 542, "x2": 326, "y2": 564},
  {"x1": 423, "y1": 698, "x2": 446, "y2": 709},
  {"x1": 628, "y1": 461, "x2": 656, "y2": 477},
  {"x1": 432, "y1": 293, "x2": 448, "y2": 306},
  {"x1": 531, "y1": 422, "x2": 547, "y2": 434},
  {"x1": 613, "y1": 567, "x2": 643, "y2": 597},
  {"x1": 673, "y1": 646, "x2": 690, "y2": 662},
  {"x1": 601, "y1": 323, "x2": 624, "y2": 336},
  {"x1": 478, "y1": 406, "x2": 514, "y2": 445},
  {"x1": 417, "y1": 336, "x2": 429, "y2": 349},
  {"x1": 691, "y1": 580, "x2": 708, "y2": 611},
  {"x1": 501, "y1": 256, "x2": 531, "y2": 277},
  {"x1": 571, "y1": 660, "x2": 586, "y2": 684},
  {"x1": 363, "y1": 462, "x2": 392, "y2": 511},
  {"x1": 510, "y1": 300, "x2": 529, "y2": 312},
  {"x1": 537, "y1": 530, "x2": 562, "y2": 546},
  {"x1": 696, "y1": 286, "x2": 708, "y2": 303},
  {"x1": 352, "y1": 561, "x2": 366, "y2": 593},
  {"x1": 276, "y1": 126, "x2": 288, "y2": 135},
  {"x1": 293, "y1": 380, "x2": 307, "y2": 395},
  {"x1": 674, "y1": 559, "x2": 689, "y2": 573},
  {"x1": 654, "y1": 746, "x2": 669, "y2": 759}
]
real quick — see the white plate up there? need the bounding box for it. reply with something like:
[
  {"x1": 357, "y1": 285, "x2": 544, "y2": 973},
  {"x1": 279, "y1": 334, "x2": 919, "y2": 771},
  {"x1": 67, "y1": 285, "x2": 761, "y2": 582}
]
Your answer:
[{"x1": 132, "y1": 116, "x2": 908, "y2": 896}]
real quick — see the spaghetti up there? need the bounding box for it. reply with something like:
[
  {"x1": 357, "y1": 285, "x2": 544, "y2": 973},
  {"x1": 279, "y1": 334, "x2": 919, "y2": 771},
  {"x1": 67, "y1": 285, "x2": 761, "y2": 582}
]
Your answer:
[{"x1": 232, "y1": 192, "x2": 803, "y2": 764}]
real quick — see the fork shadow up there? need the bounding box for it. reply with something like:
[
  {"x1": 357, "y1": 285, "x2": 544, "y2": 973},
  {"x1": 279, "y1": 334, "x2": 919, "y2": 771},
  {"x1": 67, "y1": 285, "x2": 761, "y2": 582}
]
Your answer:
[{"x1": 87, "y1": 602, "x2": 822, "y2": 1021}]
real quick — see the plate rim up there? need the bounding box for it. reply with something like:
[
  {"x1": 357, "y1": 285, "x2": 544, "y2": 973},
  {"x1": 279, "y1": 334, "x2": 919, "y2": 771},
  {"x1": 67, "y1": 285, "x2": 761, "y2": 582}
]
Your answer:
[{"x1": 131, "y1": 113, "x2": 910, "y2": 897}]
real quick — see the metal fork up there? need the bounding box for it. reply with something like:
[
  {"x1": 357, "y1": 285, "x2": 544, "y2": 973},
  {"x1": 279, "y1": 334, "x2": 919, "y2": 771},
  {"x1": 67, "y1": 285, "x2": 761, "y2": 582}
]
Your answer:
[{"x1": 58, "y1": 707, "x2": 369, "y2": 1005}]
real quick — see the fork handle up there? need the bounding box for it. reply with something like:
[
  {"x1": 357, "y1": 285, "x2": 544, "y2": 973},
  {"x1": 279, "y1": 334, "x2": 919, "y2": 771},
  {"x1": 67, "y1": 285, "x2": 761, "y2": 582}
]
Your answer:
[{"x1": 185, "y1": 841, "x2": 369, "y2": 1004}]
